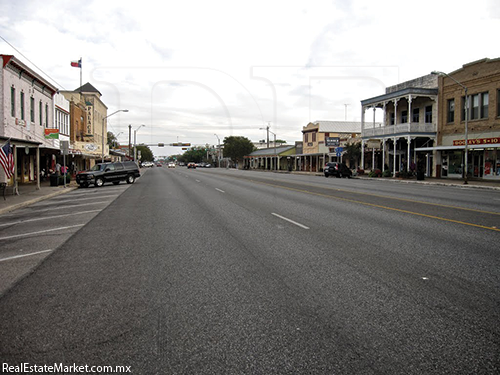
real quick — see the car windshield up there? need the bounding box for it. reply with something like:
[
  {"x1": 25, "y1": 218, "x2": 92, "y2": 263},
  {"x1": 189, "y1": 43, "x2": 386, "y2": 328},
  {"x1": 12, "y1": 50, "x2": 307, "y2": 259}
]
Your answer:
[{"x1": 90, "y1": 164, "x2": 104, "y2": 171}]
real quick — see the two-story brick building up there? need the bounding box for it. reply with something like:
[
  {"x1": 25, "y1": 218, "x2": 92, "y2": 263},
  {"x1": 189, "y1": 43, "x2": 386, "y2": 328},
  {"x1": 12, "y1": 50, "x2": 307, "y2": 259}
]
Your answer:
[{"x1": 417, "y1": 58, "x2": 500, "y2": 180}]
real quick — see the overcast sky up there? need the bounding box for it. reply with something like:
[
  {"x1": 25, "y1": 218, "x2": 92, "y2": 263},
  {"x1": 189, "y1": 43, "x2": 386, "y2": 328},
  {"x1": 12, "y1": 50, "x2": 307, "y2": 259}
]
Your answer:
[{"x1": 1, "y1": 0, "x2": 498, "y2": 157}]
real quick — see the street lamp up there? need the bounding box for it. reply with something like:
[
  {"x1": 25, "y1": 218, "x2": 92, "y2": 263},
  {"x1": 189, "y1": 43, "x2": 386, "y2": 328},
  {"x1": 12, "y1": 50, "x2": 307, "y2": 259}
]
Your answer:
[
  {"x1": 260, "y1": 127, "x2": 277, "y2": 171},
  {"x1": 431, "y1": 71, "x2": 468, "y2": 184},
  {"x1": 214, "y1": 134, "x2": 221, "y2": 168},
  {"x1": 102, "y1": 109, "x2": 128, "y2": 162},
  {"x1": 134, "y1": 125, "x2": 145, "y2": 162}
]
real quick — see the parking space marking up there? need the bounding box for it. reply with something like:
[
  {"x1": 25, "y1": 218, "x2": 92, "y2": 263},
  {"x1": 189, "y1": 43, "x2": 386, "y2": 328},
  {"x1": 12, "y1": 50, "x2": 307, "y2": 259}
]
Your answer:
[
  {"x1": 272, "y1": 213, "x2": 310, "y2": 230},
  {"x1": 0, "y1": 249, "x2": 53, "y2": 262},
  {"x1": 0, "y1": 224, "x2": 84, "y2": 240},
  {"x1": 0, "y1": 210, "x2": 101, "y2": 227},
  {"x1": 32, "y1": 200, "x2": 112, "y2": 212}
]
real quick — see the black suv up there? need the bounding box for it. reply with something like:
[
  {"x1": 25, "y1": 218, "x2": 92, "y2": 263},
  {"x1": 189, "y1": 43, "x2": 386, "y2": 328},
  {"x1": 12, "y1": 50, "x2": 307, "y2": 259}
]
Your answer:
[
  {"x1": 324, "y1": 162, "x2": 352, "y2": 178},
  {"x1": 76, "y1": 161, "x2": 141, "y2": 188}
]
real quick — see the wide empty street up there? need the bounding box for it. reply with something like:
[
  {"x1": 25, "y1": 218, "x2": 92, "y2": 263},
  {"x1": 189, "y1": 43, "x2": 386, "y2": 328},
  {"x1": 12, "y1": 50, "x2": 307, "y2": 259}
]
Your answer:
[{"x1": 1, "y1": 168, "x2": 499, "y2": 374}]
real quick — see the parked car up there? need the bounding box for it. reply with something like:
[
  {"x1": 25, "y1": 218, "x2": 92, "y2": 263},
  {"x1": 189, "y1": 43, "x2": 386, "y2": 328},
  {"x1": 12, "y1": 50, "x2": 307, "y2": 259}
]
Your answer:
[
  {"x1": 141, "y1": 161, "x2": 154, "y2": 168},
  {"x1": 187, "y1": 162, "x2": 196, "y2": 169},
  {"x1": 76, "y1": 161, "x2": 141, "y2": 187},
  {"x1": 324, "y1": 162, "x2": 352, "y2": 178}
]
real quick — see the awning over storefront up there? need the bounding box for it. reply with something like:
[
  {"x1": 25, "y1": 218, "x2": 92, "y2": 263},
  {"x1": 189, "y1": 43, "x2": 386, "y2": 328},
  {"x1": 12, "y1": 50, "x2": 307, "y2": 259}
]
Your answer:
[{"x1": 415, "y1": 143, "x2": 500, "y2": 152}]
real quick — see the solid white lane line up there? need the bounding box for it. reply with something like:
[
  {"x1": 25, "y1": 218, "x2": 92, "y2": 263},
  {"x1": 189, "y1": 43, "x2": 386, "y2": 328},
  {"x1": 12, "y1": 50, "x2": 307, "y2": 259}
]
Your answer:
[
  {"x1": 0, "y1": 249, "x2": 53, "y2": 262},
  {"x1": 272, "y1": 213, "x2": 310, "y2": 229},
  {"x1": 215, "y1": 188, "x2": 225, "y2": 193},
  {"x1": 0, "y1": 224, "x2": 84, "y2": 240},
  {"x1": 196, "y1": 180, "x2": 201, "y2": 183},
  {"x1": 0, "y1": 210, "x2": 101, "y2": 227}
]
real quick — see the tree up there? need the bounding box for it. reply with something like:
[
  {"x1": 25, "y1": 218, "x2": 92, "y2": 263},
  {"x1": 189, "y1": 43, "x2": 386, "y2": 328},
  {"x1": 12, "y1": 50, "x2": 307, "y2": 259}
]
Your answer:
[
  {"x1": 343, "y1": 141, "x2": 361, "y2": 169},
  {"x1": 107, "y1": 131, "x2": 120, "y2": 149},
  {"x1": 223, "y1": 136, "x2": 255, "y2": 165},
  {"x1": 178, "y1": 147, "x2": 206, "y2": 163},
  {"x1": 136, "y1": 145, "x2": 154, "y2": 162}
]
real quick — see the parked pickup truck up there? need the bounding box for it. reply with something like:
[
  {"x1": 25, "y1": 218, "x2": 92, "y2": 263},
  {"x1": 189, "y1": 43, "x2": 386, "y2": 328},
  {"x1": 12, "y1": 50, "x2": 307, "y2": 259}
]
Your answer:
[{"x1": 76, "y1": 161, "x2": 141, "y2": 188}]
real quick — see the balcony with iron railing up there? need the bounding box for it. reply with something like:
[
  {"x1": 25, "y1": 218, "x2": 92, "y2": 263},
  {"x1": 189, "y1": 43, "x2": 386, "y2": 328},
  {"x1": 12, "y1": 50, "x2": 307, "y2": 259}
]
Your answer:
[{"x1": 362, "y1": 122, "x2": 436, "y2": 138}]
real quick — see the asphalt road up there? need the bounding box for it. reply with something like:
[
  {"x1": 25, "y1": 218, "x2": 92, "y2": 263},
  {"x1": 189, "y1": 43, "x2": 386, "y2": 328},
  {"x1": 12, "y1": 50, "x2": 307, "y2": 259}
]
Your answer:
[{"x1": 0, "y1": 168, "x2": 499, "y2": 374}]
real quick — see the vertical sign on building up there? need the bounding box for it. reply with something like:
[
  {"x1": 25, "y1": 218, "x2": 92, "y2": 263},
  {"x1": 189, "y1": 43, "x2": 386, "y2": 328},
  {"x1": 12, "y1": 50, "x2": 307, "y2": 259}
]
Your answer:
[{"x1": 85, "y1": 97, "x2": 94, "y2": 136}]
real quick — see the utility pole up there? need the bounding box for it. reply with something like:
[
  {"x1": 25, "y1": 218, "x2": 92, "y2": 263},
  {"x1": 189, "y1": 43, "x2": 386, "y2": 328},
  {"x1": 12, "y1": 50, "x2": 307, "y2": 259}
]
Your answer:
[
  {"x1": 128, "y1": 124, "x2": 132, "y2": 159},
  {"x1": 344, "y1": 104, "x2": 350, "y2": 121}
]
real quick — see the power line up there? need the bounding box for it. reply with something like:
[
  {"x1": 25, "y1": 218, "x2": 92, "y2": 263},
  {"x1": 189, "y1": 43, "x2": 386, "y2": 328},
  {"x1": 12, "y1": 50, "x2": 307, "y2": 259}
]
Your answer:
[{"x1": 0, "y1": 35, "x2": 67, "y2": 90}]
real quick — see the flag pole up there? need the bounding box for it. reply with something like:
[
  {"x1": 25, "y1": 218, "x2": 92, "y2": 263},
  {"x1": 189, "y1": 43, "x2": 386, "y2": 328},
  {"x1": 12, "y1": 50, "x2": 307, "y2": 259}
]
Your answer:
[{"x1": 80, "y1": 57, "x2": 82, "y2": 90}]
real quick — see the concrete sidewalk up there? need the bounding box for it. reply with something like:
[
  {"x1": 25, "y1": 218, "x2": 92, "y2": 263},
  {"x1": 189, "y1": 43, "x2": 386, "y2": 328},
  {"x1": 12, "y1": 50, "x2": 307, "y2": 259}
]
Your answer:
[{"x1": 0, "y1": 179, "x2": 78, "y2": 215}]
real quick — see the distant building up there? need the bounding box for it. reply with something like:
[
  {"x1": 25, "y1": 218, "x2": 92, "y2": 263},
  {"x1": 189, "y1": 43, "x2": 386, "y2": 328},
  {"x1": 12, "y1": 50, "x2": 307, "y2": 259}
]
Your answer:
[
  {"x1": 60, "y1": 83, "x2": 109, "y2": 171},
  {"x1": 297, "y1": 121, "x2": 362, "y2": 172}
]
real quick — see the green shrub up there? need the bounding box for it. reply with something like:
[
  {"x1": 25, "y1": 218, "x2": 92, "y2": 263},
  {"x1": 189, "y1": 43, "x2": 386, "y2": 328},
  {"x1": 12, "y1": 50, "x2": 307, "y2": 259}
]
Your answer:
[{"x1": 382, "y1": 169, "x2": 392, "y2": 177}]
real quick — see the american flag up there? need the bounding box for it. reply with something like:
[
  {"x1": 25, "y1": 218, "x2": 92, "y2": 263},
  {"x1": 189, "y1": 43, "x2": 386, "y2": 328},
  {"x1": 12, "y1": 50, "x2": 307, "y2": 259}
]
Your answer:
[{"x1": 0, "y1": 140, "x2": 14, "y2": 179}]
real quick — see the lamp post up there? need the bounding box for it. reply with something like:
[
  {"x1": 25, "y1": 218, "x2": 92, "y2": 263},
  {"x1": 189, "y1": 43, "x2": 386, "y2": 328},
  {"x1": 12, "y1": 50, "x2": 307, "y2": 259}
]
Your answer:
[
  {"x1": 134, "y1": 125, "x2": 145, "y2": 162},
  {"x1": 214, "y1": 134, "x2": 221, "y2": 168},
  {"x1": 431, "y1": 71, "x2": 468, "y2": 184},
  {"x1": 102, "y1": 109, "x2": 128, "y2": 163}
]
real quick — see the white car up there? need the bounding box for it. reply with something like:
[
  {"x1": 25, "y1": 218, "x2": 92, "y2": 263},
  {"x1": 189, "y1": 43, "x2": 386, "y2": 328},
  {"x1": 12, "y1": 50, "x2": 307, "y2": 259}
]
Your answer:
[{"x1": 168, "y1": 163, "x2": 175, "y2": 168}]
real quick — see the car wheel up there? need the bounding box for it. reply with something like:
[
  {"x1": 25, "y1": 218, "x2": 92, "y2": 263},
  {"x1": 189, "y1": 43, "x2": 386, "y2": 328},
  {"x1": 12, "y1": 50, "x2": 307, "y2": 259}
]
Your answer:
[
  {"x1": 95, "y1": 177, "x2": 104, "y2": 187},
  {"x1": 126, "y1": 174, "x2": 135, "y2": 184},
  {"x1": 324, "y1": 173, "x2": 329, "y2": 178},
  {"x1": 336, "y1": 173, "x2": 341, "y2": 178},
  {"x1": 113, "y1": 181, "x2": 120, "y2": 185}
]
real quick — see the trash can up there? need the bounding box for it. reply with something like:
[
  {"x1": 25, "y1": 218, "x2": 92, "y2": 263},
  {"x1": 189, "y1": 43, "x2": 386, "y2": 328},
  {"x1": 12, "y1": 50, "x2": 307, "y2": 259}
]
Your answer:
[
  {"x1": 417, "y1": 171, "x2": 425, "y2": 181},
  {"x1": 49, "y1": 174, "x2": 59, "y2": 186}
]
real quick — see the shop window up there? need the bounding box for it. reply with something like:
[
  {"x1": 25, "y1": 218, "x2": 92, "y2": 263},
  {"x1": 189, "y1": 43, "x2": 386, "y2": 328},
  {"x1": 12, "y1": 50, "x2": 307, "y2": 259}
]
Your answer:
[
  {"x1": 471, "y1": 94, "x2": 479, "y2": 120},
  {"x1": 30, "y1": 97, "x2": 35, "y2": 123},
  {"x1": 401, "y1": 110, "x2": 408, "y2": 123},
  {"x1": 425, "y1": 106, "x2": 432, "y2": 123},
  {"x1": 481, "y1": 92, "x2": 488, "y2": 119},
  {"x1": 412, "y1": 108, "x2": 419, "y2": 123},
  {"x1": 10, "y1": 87, "x2": 15, "y2": 117},
  {"x1": 447, "y1": 99, "x2": 454, "y2": 123},
  {"x1": 20, "y1": 92, "x2": 25, "y2": 120},
  {"x1": 497, "y1": 89, "x2": 500, "y2": 117}
]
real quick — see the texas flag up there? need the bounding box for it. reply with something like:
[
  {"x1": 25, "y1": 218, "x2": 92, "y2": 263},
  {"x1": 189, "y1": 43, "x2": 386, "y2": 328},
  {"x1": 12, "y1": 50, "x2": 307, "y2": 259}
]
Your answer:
[{"x1": 71, "y1": 59, "x2": 81, "y2": 68}]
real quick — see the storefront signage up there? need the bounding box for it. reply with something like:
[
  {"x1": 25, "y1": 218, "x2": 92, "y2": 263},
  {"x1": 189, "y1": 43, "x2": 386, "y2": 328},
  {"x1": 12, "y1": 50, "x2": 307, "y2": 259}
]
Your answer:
[
  {"x1": 453, "y1": 137, "x2": 500, "y2": 146},
  {"x1": 86, "y1": 98, "x2": 94, "y2": 136},
  {"x1": 44, "y1": 129, "x2": 59, "y2": 139},
  {"x1": 325, "y1": 137, "x2": 340, "y2": 147}
]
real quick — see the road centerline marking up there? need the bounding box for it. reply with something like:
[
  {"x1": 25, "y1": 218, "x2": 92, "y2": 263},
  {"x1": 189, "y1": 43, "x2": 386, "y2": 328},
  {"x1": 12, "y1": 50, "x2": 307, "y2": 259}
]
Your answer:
[
  {"x1": 215, "y1": 188, "x2": 225, "y2": 193},
  {"x1": 272, "y1": 213, "x2": 310, "y2": 229}
]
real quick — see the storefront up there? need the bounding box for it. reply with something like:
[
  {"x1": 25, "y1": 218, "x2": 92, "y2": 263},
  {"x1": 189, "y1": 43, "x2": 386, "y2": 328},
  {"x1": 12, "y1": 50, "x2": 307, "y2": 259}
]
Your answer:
[{"x1": 417, "y1": 142, "x2": 500, "y2": 180}]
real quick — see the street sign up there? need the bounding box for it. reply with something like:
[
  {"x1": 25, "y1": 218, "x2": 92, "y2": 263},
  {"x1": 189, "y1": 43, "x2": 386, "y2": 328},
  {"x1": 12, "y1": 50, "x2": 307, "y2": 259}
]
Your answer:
[
  {"x1": 335, "y1": 147, "x2": 343, "y2": 156},
  {"x1": 325, "y1": 137, "x2": 340, "y2": 147},
  {"x1": 60, "y1": 140, "x2": 69, "y2": 156}
]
